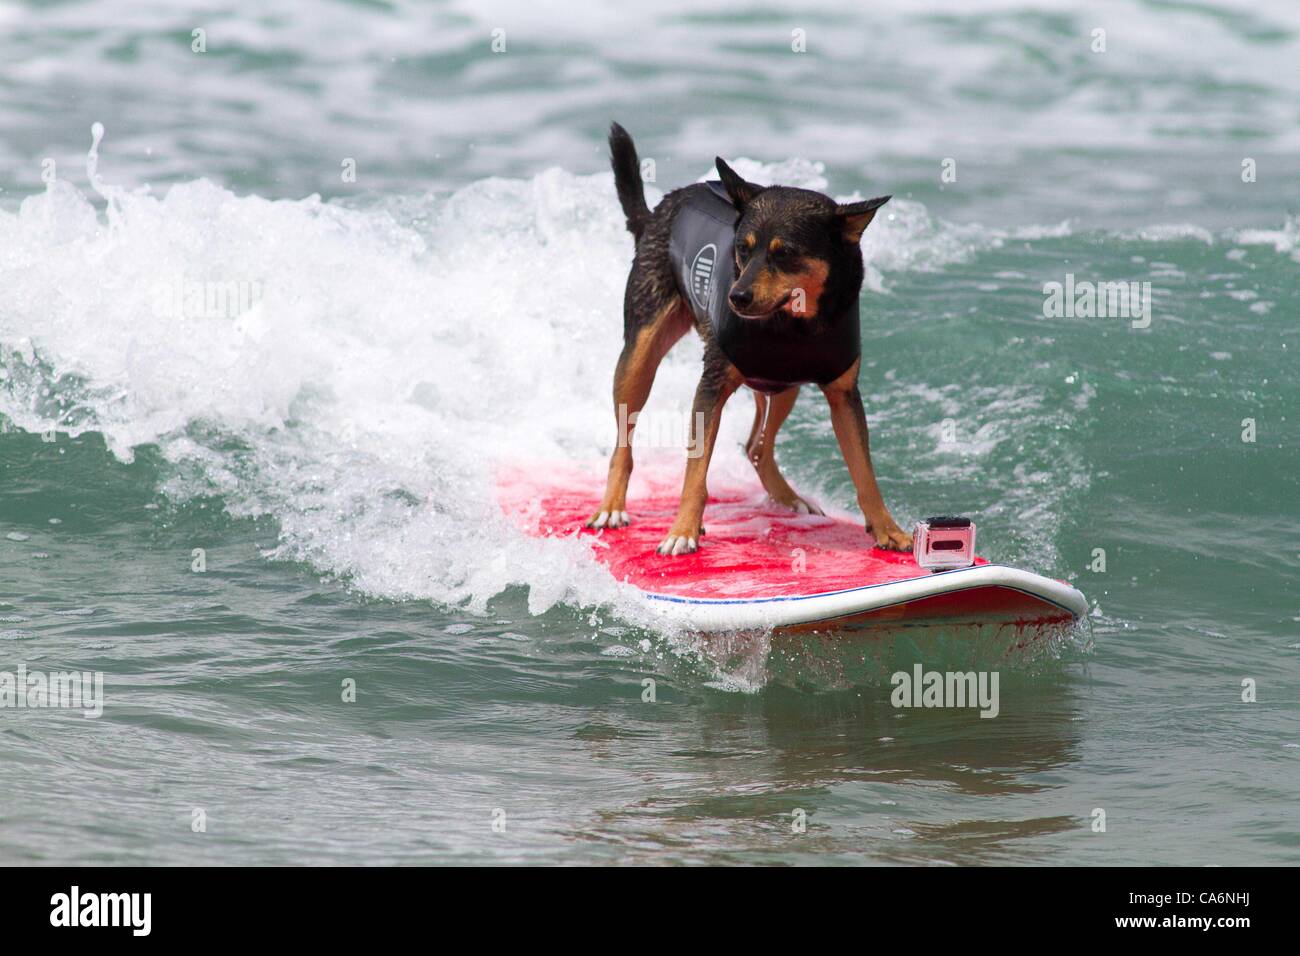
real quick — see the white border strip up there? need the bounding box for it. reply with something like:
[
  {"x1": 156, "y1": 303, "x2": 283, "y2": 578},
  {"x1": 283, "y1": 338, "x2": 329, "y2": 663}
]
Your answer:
[{"x1": 642, "y1": 564, "x2": 1088, "y2": 631}]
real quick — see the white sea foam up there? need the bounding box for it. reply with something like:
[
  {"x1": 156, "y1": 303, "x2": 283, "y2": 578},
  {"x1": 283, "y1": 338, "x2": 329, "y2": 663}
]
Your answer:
[{"x1": 1230, "y1": 217, "x2": 1300, "y2": 263}]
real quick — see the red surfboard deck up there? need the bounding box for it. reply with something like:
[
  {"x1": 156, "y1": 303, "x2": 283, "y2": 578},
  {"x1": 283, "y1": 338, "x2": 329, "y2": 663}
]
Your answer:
[{"x1": 499, "y1": 463, "x2": 1087, "y2": 633}]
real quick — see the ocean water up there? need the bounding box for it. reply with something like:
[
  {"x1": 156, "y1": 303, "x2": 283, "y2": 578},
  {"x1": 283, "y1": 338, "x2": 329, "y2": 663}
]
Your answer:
[{"x1": 1, "y1": 0, "x2": 1297, "y2": 865}]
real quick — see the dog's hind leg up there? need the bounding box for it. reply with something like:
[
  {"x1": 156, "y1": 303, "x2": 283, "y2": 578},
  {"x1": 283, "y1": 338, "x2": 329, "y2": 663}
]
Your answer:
[
  {"x1": 588, "y1": 298, "x2": 691, "y2": 529},
  {"x1": 745, "y1": 386, "x2": 824, "y2": 515}
]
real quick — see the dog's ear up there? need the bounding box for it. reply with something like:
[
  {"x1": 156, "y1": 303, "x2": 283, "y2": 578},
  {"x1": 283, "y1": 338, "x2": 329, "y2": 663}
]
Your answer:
[
  {"x1": 715, "y1": 158, "x2": 763, "y2": 208},
  {"x1": 835, "y1": 195, "x2": 890, "y2": 243}
]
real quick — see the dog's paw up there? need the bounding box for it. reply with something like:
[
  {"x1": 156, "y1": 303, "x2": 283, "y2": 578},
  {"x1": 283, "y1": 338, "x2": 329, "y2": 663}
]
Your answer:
[
  {"x1": 869, "y1": 520, "x2": 913, "y2": 552},
  {"x1": 782, "y1": 495, "x2": 824, "y2": 516},
  {"x1": 586, "y1": 509, "x2": 632, "y2": 530},
  {"x1": 656, "y1": 533, "x2": 699, "y2": 556}
]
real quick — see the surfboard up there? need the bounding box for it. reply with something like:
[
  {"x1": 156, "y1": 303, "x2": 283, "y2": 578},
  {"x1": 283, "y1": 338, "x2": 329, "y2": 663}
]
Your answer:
[{"x1": 499, "y1": 463, "x2": 1088, "y2": 634}]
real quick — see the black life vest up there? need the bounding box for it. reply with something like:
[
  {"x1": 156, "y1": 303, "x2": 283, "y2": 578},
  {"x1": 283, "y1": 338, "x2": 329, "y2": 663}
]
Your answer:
[{"x1": 668, "y1": 181, "x2": 860, "y2": 393}]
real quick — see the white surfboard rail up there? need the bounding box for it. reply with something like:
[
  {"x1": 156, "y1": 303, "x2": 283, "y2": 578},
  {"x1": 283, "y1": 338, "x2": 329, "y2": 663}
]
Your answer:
[{"x1": 641, "y1": 564, "x2": 1089, "y2": 632}]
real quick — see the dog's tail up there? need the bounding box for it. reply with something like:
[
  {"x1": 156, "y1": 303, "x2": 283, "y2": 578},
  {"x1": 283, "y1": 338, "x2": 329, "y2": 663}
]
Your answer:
[{"x1": 609, "y1": 122, "x2": 650, "y2": 241}]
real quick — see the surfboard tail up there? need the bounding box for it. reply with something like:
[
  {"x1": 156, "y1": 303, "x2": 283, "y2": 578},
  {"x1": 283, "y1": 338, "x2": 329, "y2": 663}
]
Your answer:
[{"x1": 642, "y1": 565, "x2": 1088, "y2": 634}]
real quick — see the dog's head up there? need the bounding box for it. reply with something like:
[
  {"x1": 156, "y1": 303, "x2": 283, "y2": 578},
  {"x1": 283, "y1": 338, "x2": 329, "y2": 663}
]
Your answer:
[{"x1": 716, "y1": 157, "x2": 888, "y2": 320}]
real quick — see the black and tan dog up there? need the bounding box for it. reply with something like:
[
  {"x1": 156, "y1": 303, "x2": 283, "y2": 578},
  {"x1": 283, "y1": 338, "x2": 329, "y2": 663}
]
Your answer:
[{"x1": 588, "y1": 122, "x2": 912, "y2": 557}]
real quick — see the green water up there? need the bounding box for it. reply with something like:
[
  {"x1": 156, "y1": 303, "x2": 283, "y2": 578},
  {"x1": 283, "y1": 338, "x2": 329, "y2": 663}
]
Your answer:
[{"x1": 1, "y1": 0, "x2": 1297, "y2": 864}]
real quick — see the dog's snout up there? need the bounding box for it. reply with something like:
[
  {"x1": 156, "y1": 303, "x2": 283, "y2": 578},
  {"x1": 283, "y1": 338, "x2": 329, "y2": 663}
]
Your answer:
[{"x1": 728, "y1": 287, "x2": 753, "y2": 309}]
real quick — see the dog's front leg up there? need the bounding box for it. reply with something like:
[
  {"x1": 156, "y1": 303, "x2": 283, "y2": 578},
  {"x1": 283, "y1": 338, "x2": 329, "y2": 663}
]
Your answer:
[
  {"x1": 657, "y1": 356, "x2": 743, "y2": 556},
  {"x1": 820, "y1": 361, "x2": 913, "y2": 552}
]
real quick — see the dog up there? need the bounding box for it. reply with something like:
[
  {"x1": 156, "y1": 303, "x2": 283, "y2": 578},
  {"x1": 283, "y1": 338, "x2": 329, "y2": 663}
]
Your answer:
[{"x1": 587, "y1": 122, "x2": 912, "y2": 558}]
